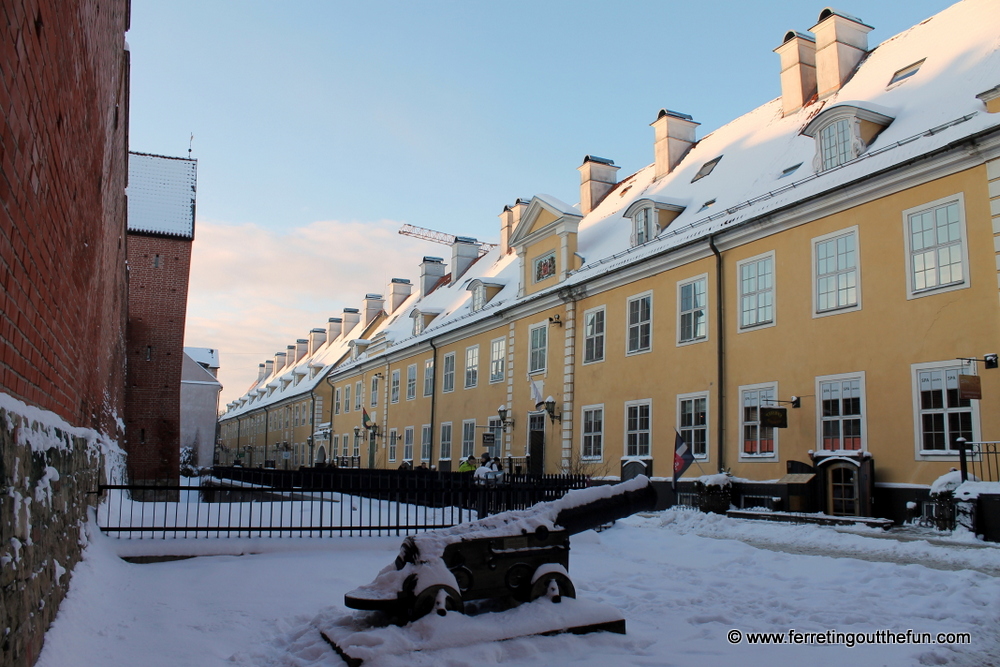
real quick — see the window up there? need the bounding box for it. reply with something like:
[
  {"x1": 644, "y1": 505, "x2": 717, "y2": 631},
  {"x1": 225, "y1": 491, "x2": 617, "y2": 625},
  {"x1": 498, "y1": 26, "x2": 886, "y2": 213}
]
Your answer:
[
  {"x1": 343, "y1": 384, "x2": 351, "y2": 413},
  {"x1": 583, "y1": 307, "x2": 605, "y2": 364},
  {"x1": 678, "y1": 276, "x2": 707, "y2": 344},
  {"x1": 738, "y1": 253, "x2": 774, "y2": 329},
  {"x1": 904, "y1": 195, "x2": 968, "y2": 298},
  {"x1": 490, "y1": 337, "x2": 506, "y2": 383},
  {"x1": 632, "y1": 207, "x2": 655, "y2": 246},
  {"x1": 443, "y1": 352, "x2": 456, "y2": 393},
  {"x1": 581, "y1": 406, "x2": 603, "y2": 460},
  {"x1": 913, "y1": 362, "x2": 978, "y2": 456},
  {"x1": 343, "y1": 433, "x2": 350, "y2": 458},
  {"x1": 293, "y1": 405, "x2": 299, "y2": 426},
  {"x1": 370, "y1": 376, "x2": 379, "y2": 407},
  {"x1": 334, "y1": 388, "x2": 341, "y2": 415},
  {"x1": 403, "y1": 427, "x2": 414, "y2": 461},
  {"x1": 353, "y1": 432, "x2": 360, "y2": 457},
  {"x1": 625, "y1": 401, "x2": 651, "y2": 457},
  {"x1": 780, "y1": 163, "x2": 802, "y2": 178},
  {"x1": 388, "y1": 428, "x2": 397, "y2": 462},
  {"x1": 462, "y1": 420, "x2": 476, "y2": 458},
  {"x1": 465, "y1": 346, "x2": 479, "y2": 389},
  {"x1": 888, "y1": 59, "x2": 924, "y2": 87},
  {"x1": 814, "y1": 229, "x2": 859, "y2": 314},
  {"x1": 406, "y1": 364, "x2": 417, "y2": 400},
  {"x1": 691, "y1": 155, "x2": 722, "y2": 183},
  {"x1": 818, "y1": 374, "x2": 865, "y2": 451},
  {"x1": 678, "y1": 393, "x2": 708, "y2": 458},
  {"x1": 804, "y1": 105, "x2": 893, "y2": 173},
  {"x1": 423, "y1": 359, "x2": 434, "y2": 397},
  {"x1": 471, "y1": 284, "x2": 485, "y2": 312},
  {"x1": 440, "y1": 422, "x2": 452, "y2": 460},
  {"x1": 487, "y1": 417, "x2": 502, "y2": 458},
  {"x1": 529, "y1": 324, "x2": 547, "y2": 374},
  {"x1": 391, "y1": 370, "x2": 400, "y2": 403},
  {"x1": 741, "y1": 384, "x2": 777, "y2": 457},
  {"x1": 421, "y1": 425, "x2": 432, "y2": 461},
  {"x1": 627, "y1": 293, "x2": 652, "y2": 354},
  {"x1": 820, "y1": 118, "x2": 852, "y2": 171},
  {"x1": 412, "y1": 314, "x2": 424, "y2": 337},
  {"x1": 355, "y1": 381, "x2": 363, "y2": 411}
]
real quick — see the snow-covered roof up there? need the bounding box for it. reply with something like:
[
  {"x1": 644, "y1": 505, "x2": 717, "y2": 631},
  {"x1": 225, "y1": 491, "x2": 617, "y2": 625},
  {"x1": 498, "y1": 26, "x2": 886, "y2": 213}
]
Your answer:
[
  {"x1": 184, "y1": 347, "x2": 220, "y2": 370},
  {"x1": 127, "y1": 152, "x2": 197, "y2": 239},
  {"x1": 224, "y1": 0, "x2": 1000, "y2": 419}
]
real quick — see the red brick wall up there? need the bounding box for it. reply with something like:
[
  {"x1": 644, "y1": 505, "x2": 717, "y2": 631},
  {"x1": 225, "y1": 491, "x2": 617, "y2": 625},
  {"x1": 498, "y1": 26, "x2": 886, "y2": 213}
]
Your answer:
[
  {"x1": 124, "y1": 234, "x2": 192, "y2": 481},
  {"x1": 0, "y1": 0, "x2": 130, "y2": 435}
]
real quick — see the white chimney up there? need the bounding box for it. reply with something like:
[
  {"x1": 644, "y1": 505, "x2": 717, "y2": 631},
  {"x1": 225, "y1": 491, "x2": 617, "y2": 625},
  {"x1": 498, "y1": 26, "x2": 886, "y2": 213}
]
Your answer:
[
  {"x1": 387, "y1": 278, "x2": 412, "y2": 315},
  {"x1": 256, "y1": 363, "x2": 266, "y2": 383},
  {"x1": 451, "y1": 237, "x2": 481, "y2": 284},
  {"x1": 651, "y1": 110, "x2": 699, "y2": 180},
  {"x1": 578, "y1": 156, "x2": 620, "y2": 215},
  {"x1": 285, "y1": 345, "x2": 296, "y2": 370},
  {"x1": 420, "y1": 256, "x2": 446, "y2": 298},
  {"x1": 811, "y1": 8, "x2": 872, "y2": 99},
  {"x1": 295, "y1": 339, "x2": 308, "y2": 363},
  {"x1": 327, "y1": 317, "x2": 342, "y2": 342},
  {"x1": 307, "y1": 328, "x2": 326, "y2": 355},
  {"x1": 774, "y1": 30, "x2": 817, "y2": 116},
  {"x1": 342, "y1": 307, "x2": 361, "y2": 336},
  {"x1": 499, "y1": 206, "x2": 513, "y2": 256},
  {"x1": 271, "y1": 353, "x2": 285, "y2": 375},
  {"x1": 362, "y1": 294, "x2": 384, "y2": 326}
]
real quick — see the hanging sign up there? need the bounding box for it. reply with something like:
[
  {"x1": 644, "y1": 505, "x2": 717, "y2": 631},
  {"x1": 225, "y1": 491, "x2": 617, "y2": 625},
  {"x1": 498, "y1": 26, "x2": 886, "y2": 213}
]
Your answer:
[
  {"x1": 482, "y1": 432, "x2": 496, "y2": 445},
  {"x1": 958, "y1": 374, "x2": 982, "y2": 400},
  {"x1": 759, "y1": 406, "x2": 788, "y2": 428}
]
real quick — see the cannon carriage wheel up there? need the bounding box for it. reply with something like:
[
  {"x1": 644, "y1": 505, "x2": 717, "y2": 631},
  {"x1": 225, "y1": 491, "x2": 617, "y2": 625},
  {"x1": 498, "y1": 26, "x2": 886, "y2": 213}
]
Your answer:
[
  {"x1": 410, "y1": 584, "x2": 464, "y2": 620},
  {"x1": 529, "y1": 568, "x2": 576, "y2": 603}
]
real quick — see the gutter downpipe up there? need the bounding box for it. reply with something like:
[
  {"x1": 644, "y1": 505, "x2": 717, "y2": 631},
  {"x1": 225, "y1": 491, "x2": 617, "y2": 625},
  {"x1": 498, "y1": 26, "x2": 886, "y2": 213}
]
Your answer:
[
  {"x1": 709, "y1": 235, "x2": 725, "y2": 473},
  {"x1": 429, "y1": 338, "x2": 438, "y2": 466}
]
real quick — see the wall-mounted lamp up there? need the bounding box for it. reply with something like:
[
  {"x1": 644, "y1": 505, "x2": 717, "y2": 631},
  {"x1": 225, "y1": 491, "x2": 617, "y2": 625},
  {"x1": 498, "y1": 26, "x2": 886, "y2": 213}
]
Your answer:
[
  {"x1": 548, "y1": 314, "x2": 562, "y2": 327},
  {"x1": 544, "y1": 397, "x2": 561, "y2": 423},
  {"x1": 353, "y1": 426, "x2": 361, "y2": 439},
  {"x1": 497, "y1": 405, "x2": 514, "y2": 431},
  {"x1": 373, "y1": 372, "x2": 384, "y2": 379}
]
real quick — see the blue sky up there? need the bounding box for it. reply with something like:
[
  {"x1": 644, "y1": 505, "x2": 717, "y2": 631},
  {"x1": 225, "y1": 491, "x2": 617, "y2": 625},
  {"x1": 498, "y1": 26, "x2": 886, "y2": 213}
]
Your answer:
[{"x1": 125, "y1": 0, "x2": 957, "y2": 402}]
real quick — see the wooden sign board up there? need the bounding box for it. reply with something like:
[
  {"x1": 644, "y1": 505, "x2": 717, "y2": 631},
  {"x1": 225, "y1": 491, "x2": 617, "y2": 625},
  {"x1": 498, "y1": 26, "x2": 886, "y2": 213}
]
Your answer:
[
  {"x1": 482, "y1": 432, "x2": 496, "y2": 445},
  {"x1": 959, "y1": 374, "x2": 982, "y2": 400},
  {"x1": 760, "y1": 406, "x2": 788, "y2": 428}
]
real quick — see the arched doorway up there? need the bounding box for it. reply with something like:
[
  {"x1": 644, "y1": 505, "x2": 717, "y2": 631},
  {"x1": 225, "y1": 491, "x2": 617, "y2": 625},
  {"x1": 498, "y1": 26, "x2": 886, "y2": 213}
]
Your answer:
[
  {"x1": 827, "y1": 461, "x2": 859, "y2": 516},
  {"x1": 316, "y1": 445, "x2": 327, "y2": 464}
]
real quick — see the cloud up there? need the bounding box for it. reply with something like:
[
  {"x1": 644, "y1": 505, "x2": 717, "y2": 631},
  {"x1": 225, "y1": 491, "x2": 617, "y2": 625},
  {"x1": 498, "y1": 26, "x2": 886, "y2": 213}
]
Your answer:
[{"x1": 184, "y1": 217, "x2": 431, "y2": 405}]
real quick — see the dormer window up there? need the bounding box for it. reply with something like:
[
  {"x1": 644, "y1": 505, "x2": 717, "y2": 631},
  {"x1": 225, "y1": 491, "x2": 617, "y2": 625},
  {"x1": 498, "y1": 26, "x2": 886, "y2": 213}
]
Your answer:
[
  {"x1": 803, "y1": 105, "x2": 894, "y2": 173},
  {"x1": 633, "y1": 207, "x2": 656, "y2": 246},
  {"x1": 623, "y1": 199, "x2": 685, "y2": 248},
  {"x1": 466, "y1": 279, "x2": 506, "y2": 312},
  {"x1": 410, "y1": 309, "x2": 442, "y2": 336},
  {"x1": 819, "y1": 118, "x2": 852, "y2": 170},
  {"x1": 413, "y1": 315, "x2": 424, "y2": 336},
  {"x1": 472, "y1": 284, "x2": 485, "y2": 312}
]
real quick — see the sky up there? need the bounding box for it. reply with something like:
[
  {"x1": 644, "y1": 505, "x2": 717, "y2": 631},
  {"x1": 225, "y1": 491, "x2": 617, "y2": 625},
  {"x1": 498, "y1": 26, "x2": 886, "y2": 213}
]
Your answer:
[{"x1": 125, "y1": 0, "x2": 959, "y2": 405}]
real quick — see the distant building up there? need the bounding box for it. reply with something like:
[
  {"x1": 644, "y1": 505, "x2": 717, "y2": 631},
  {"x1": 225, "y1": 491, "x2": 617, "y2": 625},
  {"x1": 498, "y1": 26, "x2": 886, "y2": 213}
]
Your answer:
[
  {"x1": 181, "y1": 347, "x2": 222, "y2": 468},
  {"x1": 124, "y1": 152, "x2": 197, "y2": 483}
]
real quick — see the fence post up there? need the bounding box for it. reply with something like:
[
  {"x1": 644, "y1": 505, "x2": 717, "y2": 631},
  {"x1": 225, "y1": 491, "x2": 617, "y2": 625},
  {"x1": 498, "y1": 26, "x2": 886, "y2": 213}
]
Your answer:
[{"x1": 958, "y1": 437, "x2": 968, "y2": 482}]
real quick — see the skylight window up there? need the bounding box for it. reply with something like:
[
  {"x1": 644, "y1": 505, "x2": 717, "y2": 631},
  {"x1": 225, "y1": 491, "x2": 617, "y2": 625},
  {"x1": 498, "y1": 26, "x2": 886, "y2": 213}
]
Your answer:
[
  {"x1": 698, "y1": 199, "x2": 716, "y2": 212},
  {"x1": 888, "y1": 59, "x2": 925, "y2": 87},
  {"x1": 691, "y1": 156, "x2": 722, "y2": 183},
  {"x1": 780, "y1": 163, "x2": 802, "y2": 178}
]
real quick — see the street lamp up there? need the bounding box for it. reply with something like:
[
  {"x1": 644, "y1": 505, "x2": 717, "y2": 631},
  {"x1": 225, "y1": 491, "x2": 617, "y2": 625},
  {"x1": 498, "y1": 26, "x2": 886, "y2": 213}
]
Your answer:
[
  {"x1": 497, "y1": 405, "x2": 514, "y2": 432},
  {"x1": 544, "y1": 397, "x2": 561, "y2": 423}
]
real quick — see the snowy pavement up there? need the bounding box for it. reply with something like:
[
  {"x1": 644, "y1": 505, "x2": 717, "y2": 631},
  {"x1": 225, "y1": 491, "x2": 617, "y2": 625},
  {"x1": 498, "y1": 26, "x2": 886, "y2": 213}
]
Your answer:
[{"x1": 36, "y1": 509, "x2": 1000, "y2": 667}]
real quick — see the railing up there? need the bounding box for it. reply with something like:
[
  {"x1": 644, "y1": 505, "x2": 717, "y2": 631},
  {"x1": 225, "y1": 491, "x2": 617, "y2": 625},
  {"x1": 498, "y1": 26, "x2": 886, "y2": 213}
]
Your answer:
[
  {"x1": 958, "y1": 439, "x2": 1000, "y2": 483},
  {"x1": 94, "y1": 468, "x2": 590, "y2": 539}
]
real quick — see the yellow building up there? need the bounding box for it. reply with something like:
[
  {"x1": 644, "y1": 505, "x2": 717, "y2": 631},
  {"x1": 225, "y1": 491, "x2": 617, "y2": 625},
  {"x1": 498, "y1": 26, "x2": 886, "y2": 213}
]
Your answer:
[{"x1": 220, "y1": 0, "x2": 1000, "y2": 521}]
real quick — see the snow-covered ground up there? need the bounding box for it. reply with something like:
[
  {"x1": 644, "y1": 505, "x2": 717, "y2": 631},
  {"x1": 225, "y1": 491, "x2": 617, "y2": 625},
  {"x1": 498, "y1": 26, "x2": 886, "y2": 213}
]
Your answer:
[{"x1": 37, "y1": 509, "x2": 1000, "y2": 667}]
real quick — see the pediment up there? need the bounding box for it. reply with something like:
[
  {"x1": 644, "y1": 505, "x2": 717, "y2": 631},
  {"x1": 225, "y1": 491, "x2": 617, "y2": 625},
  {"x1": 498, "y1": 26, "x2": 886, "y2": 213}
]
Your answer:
[{"x1": 508, "y1": 194, "x2": 582, "y2": 249}]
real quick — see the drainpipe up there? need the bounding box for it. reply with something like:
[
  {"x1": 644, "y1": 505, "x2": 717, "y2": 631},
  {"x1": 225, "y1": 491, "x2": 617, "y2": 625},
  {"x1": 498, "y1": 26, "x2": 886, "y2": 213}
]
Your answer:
[
  {"x1": 263, "y1": 405, "x2": 270, "y2": 468},
  {"x1": 429, "y1": 338, "x2": 438, "y2": 466},
  {"x1": 709, "y1": 235, "x2": 726, "y2": 472},
  {"x1": 309, "y1": 388, "x2": 316, "y2": 466}
]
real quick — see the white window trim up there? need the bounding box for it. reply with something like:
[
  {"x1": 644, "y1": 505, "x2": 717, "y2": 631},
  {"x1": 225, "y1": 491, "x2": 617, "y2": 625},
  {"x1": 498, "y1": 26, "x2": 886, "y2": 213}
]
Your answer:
[
  {"x1": 343, "y1": 385, "x2": 351, "y2": 413},
  {"x1": 902, "y1": 193, "x2": 970, "y2": 300},
  {"x1": 439, "y1": 422, "x2": 453, "y2": 461},
  {"x1": 355, "y1": 381, "x2": 363, "y2": 411},
  {"x1": 528, "y1": 321, "x2": 548, "y2": 375},
  {"x1": 911, "y1": 360, "x2": 981, "y2": 462},
  {"x1": 421, "y1": 424, "x2": 432, "y2": 461},
  {"x1": 736, "y1": 251, "x2": 777, "y2": 333},
  {"x1": 677, "y1": 391, "x2": 710, "y2": 460},
  {"x1": 738, "y1": 381, "x2": 779, "y2": 461},
  {"x1": 464, "y1": 345, "x2": 479, "y2": 389},
  {"x1": 403, "y1": 426, "x2": 414, "y2": 461},
  {"x1": 623, "y1": 399, "x2": 652, "y2": 458},
  {"x1": 812, "y1": 226, "x2": 862, "y2": 318},
  {"x1": 462, "y1": 419, "x2": 477, "y2": 459},
  {"x1": 582, "y1": 305, "x2": 606, "y2": 365},
  {"x1": 406, "y1": 363, "x2": 417, "y2": 401},
  {"x1": 814, "y1": 372, "x2": 867, "y2": 454},
  {"x1": 442, "y1": 351, "x2": 456, "y2": 393},
  {"x1": 390, "y1": 369, "x2": 401, "y2": 404},
  {"x1": 625, "y1": 290, "x2": 654, "y2": 356},
  {"x1": 580, "y1": 403, "x2": 605, "y2": 462},
  {"x1": 334, "y1": 388, "x2": 341, "y2": 415},
  {"x1": 489, "y1": 336, "x2": 506, "y2": 384},
  {"x1": 631, "y1": 206, "x2": 656, "y2": 247},
  {"x1": 676, "y1": 273, "x2": 709, "y2": 347},
  {"x1": 388, "y1": 428, "x2": 398, "y2": 462},
  {"x1": 423, "y1": 358, "x2": 434, "y2": 397},
  {"x1": 370, "y1": 376, "x2": 379, "y2": 408}
]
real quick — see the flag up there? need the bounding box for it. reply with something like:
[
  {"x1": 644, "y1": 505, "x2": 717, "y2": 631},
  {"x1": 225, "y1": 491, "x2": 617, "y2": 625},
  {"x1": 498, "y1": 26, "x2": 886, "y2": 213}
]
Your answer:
[
  {"x1": 673, "y1": 430, "x2": 695, "y2": 489},
  {"x1": 362, "y1": 408, "x2": 373, "y2": 430},
  {"x1": 527, "y1": 375, "x2": 544, "y2": 409}
]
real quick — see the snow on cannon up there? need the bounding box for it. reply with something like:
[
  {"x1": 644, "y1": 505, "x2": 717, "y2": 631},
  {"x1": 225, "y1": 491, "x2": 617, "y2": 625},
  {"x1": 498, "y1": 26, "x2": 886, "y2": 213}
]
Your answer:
[{"x1": 343, "y1": 475, "x2": 657, "y2": 622}]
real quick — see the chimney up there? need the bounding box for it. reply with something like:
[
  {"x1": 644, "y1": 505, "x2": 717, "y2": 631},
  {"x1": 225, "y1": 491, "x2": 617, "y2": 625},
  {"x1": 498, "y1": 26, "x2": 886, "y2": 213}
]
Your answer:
[
  {"x1": 256, "y1": 363, "x2": 266, "y2": 383},
  {"x1": 420, "y1": 256, "x2": 446, "y2": 298},
  {"x1": 811, "y1": 9, "x2": 872, "y2": 99},
  {"x1": 295, "y1": 339, "x2": 308, "y2": 363},
  {"x1": 342, "y1": 307, "x2": 361, "y2": 336},
  {"x1": 285, "y1": 345, "x2": 296, "y2": 369},
  {"x1": 774, "y1": 31, "x2": 817, "y2": 116},
  {"x1": 499, "y1": 206, "x2": 513, "y2": 256},
  {"x1": 271, "y1": 353, "x2": 285, "y2": 376},
  {"x1": 362, "y1": 294, "x2": 384, "y2": 326},
  {"x1": 651, "y1": 110, "x2": 699, "y2": 180},
  {"x1": 578, "y1": 156, "x2": 620, "y2": 215},
  {"x1": 451, "y1": 237, "x2": 481, "y2": 284},
  {"x1": 327, "y1": 317, "x2": 342, "y2": 342},
  {"x1": 307, "y1": 328, "x2": 327, "y2": 355},
  {"x1": 387, "y1": 278, "x2": 412, "y2": 314}
]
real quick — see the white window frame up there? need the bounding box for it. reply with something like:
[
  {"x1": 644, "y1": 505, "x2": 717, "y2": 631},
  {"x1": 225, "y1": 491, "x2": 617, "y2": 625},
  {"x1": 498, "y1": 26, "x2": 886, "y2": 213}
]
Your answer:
[
  {"x1": 442, "y1": 352, "x2": 456, "y2": 393},
  {"x1": 471, "y1": 284, "x2": 486, "y2": 312},
  {"x1": 677, "y1": 391, "x2": 709, "y2": 460},
  {"x1": 677, "y1": 274, "x2": 709, "y2": 346},
  {"x1": 343, "y1": 384, "x2": 351, "y2": 413},
  {"x1": 403, "y1": 426, "x2": 414, "y2": 461},
  {"x1": 388, "y1": 428, "x2": 397, "y2": 462},
  {"x1": 902, "y1": 194, "x2": 970, "y2": 300},
  {"x1": 439, "y1": 422, "x2": 452, "y2": 461},
  {"x1": 355, "y1": 381, "x2": 363, "y2": 411},
  {"x1": 812, "y1": 226, "x2": 861, "y2": 317},
  {"x1": 626, "y1": 291, "x2": 653, "y2": 356},
  {"x1": 464, "y1": 345, "x2": 479, "y2": 389},
  {"x1": 582, "y1": 305, "x2": 605, "y2": 365},
  {"x1": 334, "y1": 388, "x2": 341, "y2": 415},
  {"x1": 489, "y1": 337, "x2": 506, "y2": 383},
  {"x1": 487, "y1": 417, "x2": 502, "y2": 458},
  {"x1": 406, "y1": 363, "x2": 417, "y2": 400},
  {"x1": 370, "y1": 376, "x2": 379, "y2": 408},
  {"x1": 631, "y1": 207, "x2": 656, "y2": 246},
  {"x1": 911, "y1": 360, "x2": 980, "y2": 461},
  {"x1": 737, "y1": 251, "x2": 776, "y2": 332},
  {"x1": 421, "y1": 424, "x2": 432, "y2": 461},
  {"x1": 624, "y1": 399, "x2": 652, "y2": 458},
  {"x1": 462, "y1": 420, "x2": 476, "y2": 458},
  {"x1": 819, "y1": 117, "x2": 854, "y2": 171},
  {"x1": 423, "y1": 358, "x2": 434, "y2": 397},
  {"x1": 581, "y1": 404, "x2": 604, "y2": 461},
  {"x1": 815, "y1": 372, "x2": 867, "y2": 453},
  {"x1": 738, "y1": 381, "x2": 779, "y2": 460},
  {"x1": 390, "y1": 369, "x2": 400, "y2": 404},
  {"x1": 528, "y1": 322, "x2": 547, "y2": 374}
]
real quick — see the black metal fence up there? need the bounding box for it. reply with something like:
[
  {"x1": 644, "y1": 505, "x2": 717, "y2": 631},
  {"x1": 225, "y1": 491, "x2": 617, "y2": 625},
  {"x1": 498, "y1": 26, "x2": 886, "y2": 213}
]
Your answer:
[
  {"x1": 95, "y1": 467, "x2": 590, "y2": 539},
  {"x1": 959, "y1": 440, "x2": 1000, "y2": 483}
]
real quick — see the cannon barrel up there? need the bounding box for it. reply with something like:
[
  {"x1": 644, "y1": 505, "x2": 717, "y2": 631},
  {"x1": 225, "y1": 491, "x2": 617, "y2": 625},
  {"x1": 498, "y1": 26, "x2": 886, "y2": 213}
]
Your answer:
[{"x1": 554, "y1": 476, "x2": 657, "y2": 536}]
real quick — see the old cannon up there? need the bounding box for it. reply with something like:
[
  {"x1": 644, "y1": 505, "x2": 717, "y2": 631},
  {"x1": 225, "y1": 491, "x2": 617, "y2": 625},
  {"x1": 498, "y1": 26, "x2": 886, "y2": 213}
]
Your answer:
[{"x1": 344, "y1": 475, "x2": 657, "y2": 621}]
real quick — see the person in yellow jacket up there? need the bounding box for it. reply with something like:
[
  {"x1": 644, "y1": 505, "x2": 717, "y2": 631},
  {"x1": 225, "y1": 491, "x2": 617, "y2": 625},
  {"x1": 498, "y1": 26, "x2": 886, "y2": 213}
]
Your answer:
[{"x1": 457, "y1": 455, "x2": 477, "y2": 472}]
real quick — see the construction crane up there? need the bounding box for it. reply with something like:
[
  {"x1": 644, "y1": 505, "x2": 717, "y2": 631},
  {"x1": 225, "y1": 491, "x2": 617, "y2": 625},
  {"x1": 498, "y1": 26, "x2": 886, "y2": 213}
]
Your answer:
[{"x1": 398, "y1": 224, "x2": 497, "y2": 257}]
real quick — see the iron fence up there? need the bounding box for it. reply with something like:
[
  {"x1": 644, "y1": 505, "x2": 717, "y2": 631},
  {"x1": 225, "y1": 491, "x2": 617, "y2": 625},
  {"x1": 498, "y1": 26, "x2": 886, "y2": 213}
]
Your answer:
[{"x1": 958, "y1": 440, "x2": 1000, "y2": 483}]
